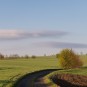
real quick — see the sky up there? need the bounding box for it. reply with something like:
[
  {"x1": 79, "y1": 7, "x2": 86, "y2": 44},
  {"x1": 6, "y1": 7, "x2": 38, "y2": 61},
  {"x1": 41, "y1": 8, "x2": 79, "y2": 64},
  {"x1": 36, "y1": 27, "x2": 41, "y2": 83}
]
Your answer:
[{"x1": 0, "y1": 0, "x2": 87, "y2": 56}]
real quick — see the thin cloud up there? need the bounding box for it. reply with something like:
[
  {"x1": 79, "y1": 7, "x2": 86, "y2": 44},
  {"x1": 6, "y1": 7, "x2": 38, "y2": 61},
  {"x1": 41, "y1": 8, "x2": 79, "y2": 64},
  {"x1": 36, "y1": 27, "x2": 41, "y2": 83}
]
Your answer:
[
  {"x1": 0, "y1": 30, "x2": 68, "y2": 40},
  {"x1": 38, "y1": 42, "x2": 87, "y2": 48}
]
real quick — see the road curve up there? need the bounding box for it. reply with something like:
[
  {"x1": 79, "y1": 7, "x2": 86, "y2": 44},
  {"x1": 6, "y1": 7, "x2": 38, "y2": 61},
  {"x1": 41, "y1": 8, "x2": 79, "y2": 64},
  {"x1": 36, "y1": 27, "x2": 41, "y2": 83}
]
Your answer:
[{"x1": 12, "y1": 69, "x2": 58, "y2": 87}]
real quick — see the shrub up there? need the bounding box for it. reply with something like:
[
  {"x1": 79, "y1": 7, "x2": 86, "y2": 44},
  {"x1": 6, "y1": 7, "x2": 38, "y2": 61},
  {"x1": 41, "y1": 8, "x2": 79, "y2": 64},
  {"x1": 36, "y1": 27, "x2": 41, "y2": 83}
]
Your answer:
[{"x1": 57, "y1": 49, "x2": 83, "y2": 69}]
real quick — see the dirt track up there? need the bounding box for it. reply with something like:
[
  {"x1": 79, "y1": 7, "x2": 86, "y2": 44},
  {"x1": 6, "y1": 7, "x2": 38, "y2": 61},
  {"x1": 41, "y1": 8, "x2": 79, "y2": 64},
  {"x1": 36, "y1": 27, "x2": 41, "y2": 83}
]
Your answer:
[{"x1": 12, "y1": 69, "x2": 58, "y2": 87}]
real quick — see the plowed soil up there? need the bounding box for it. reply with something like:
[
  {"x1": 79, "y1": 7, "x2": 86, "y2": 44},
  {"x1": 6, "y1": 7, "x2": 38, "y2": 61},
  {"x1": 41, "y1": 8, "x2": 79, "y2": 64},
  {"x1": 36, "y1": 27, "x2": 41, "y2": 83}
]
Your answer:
[{"x1": 50, "y1": 74, "x2": 87, "y2": 87}]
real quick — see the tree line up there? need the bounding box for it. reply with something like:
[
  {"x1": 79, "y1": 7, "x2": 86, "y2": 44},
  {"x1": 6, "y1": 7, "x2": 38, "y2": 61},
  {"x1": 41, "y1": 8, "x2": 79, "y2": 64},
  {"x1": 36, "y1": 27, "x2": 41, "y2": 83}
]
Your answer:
[{"x1": 0, "y1": 53, "x2": 36, "y2": 59}]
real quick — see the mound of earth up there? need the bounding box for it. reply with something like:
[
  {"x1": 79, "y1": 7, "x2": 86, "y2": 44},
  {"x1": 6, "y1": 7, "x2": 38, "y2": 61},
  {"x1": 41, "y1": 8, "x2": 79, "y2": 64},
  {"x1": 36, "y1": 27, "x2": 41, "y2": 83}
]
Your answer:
[{"x1": 50, "y1": 74, "x2": 87, "y2": 87}]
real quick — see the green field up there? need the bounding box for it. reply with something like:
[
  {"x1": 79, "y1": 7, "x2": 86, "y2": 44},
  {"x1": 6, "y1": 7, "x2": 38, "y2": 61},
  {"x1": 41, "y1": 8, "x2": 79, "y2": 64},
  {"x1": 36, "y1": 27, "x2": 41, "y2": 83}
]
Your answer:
[
  {"x1": 0, "y1": 55, "x2": 87, "y2": 87},
  {"x1": 0, "y1": 56, "x2": 58, "y2": 87}
]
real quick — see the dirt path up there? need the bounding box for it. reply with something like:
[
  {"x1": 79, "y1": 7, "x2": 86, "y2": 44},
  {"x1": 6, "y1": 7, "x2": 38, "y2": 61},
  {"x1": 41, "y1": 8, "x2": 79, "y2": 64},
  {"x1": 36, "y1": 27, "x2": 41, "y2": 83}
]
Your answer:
[{"x1": 12, "y1": 69, "x2": 58, "y2": 87}]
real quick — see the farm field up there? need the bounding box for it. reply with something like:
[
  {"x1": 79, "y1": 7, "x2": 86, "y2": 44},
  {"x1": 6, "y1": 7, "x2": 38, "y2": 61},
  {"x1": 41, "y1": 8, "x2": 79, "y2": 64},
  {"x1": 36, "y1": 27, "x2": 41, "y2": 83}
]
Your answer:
[
  {"x1": 1, "y1": 1, "x2": 87, "y2": 87},
  {"x1": 0, "y1": 55, "x2": 87, "y2": 87},
  {"x1": 0, "y1": 56, "x2": 58, "y2": 87}
]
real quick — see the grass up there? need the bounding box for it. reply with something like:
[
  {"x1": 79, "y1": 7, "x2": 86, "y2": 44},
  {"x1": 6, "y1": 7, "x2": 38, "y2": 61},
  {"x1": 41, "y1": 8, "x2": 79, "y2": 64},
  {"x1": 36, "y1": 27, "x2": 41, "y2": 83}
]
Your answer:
[
  {"x1": 0, "y1": 55, "x2": 87, "y2": 87},
  {"x1": 0, "y1": 56, "x2": 58, "y2": 87}
]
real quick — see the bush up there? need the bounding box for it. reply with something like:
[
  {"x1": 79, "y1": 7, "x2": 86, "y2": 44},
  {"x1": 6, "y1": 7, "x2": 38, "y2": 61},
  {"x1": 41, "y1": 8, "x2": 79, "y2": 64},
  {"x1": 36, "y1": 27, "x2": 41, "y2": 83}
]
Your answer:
[{"x1": 57, "y1": 49, "x2": 83, "y2": 69}]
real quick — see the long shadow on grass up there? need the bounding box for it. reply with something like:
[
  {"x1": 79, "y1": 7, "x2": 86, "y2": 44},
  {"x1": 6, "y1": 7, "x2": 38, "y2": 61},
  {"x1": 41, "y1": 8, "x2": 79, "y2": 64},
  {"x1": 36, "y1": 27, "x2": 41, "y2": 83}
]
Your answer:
[{"x1": 12, "y1": 69, "x2": 60, "y2": 87}]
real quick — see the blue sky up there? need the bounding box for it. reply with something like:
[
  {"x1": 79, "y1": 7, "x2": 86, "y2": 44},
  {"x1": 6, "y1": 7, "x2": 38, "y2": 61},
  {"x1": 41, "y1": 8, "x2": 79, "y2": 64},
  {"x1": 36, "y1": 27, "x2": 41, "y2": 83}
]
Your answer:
[{"x1": 0, "y1": 0, "x2": 87, "y2": 56}]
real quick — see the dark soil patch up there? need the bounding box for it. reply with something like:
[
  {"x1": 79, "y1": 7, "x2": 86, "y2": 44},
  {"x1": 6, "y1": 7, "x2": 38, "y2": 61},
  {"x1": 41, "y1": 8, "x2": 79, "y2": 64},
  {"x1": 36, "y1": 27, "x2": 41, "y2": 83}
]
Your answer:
[{"x1": 50, "y1": 74, "x2": 87, "y2": 87}]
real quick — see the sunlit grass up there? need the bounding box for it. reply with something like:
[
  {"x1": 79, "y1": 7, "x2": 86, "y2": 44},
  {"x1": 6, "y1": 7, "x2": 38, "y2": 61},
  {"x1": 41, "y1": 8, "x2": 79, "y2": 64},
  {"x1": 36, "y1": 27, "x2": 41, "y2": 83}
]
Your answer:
[
  {"x1": 0, "y1": 55, "x2": 87, "y2": 87},
  {"x1": 0, "y1": 57, "x2": 58, "y2": 87}
]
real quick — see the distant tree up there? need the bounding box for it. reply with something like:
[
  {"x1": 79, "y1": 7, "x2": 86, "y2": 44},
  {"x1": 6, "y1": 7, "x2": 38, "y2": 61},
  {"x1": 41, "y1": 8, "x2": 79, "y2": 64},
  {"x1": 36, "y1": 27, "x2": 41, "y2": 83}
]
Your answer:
[
  {"x1": 57, "y1": 49, "x2": 83, "y2": 69},
  {"x1": 44, "y1": 54, "x2": 46, "y2": 56},
  {"x1": 24, "y1": 55, "x2": 29, "y2": 59},
  {"x1": 31, "y1": 55, "x2": 36, "y2": 59},
  {"x1": 56, "y1": 54, "x2": 59, "y2": 58},
  {"x1": 80, "y1": 52, "x2": 83, "y2": 55},
  {"x1": 0, "y1": 53, "x2": 4, "y2": 59},
  {"x1": 9, "y1": 54, "x2": 20, "y2": 59}
]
